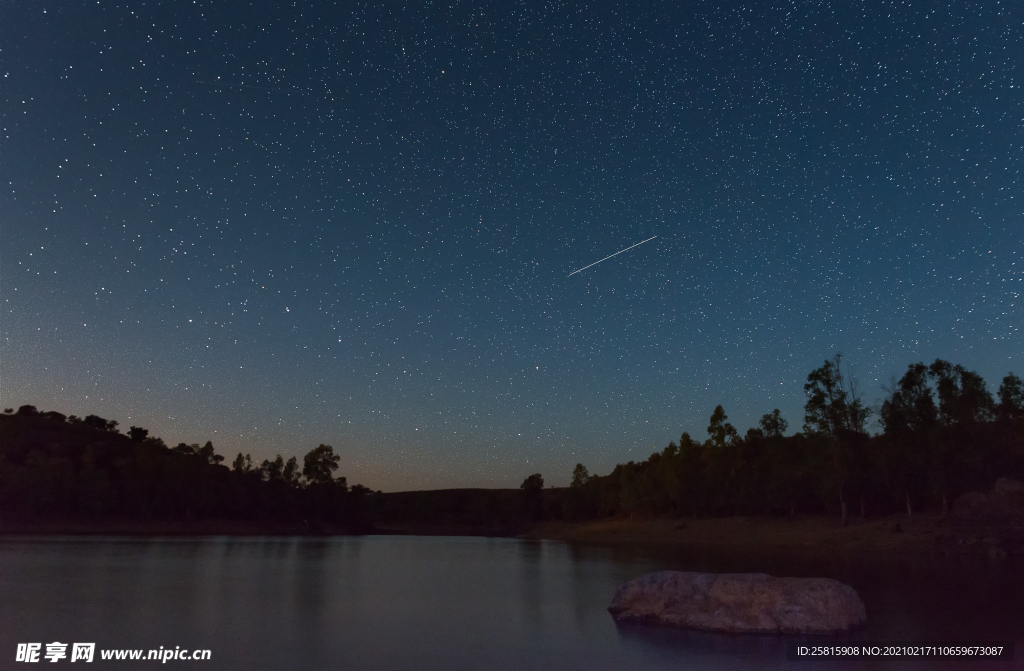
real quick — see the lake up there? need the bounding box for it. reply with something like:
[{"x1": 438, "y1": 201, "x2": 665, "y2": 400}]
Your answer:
[{"x1": 1, "y1": 535, "x2": 1020, "y2": 669}]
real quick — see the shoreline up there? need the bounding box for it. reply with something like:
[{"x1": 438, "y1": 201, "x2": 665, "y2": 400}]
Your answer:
[
  {"x1": 0, "y1": 519, "x2": 377, "y2": 537},
  {"x1": 526, "y1": 515, "x2": 937, "y2": 552},
  {"x1": 523, "y1": 514, "x2": 1024, "y2": 557},
  {"x1": 1, "y1": 514, "x2": 1020, "y2": 556}
]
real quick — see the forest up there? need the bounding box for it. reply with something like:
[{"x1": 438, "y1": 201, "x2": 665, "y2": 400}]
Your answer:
[
  {"x1": 0, "y1": 408, "x2": 375, "y2": 530},
  {"x1": 0, "y1": 354, "x2": 1021, "y2": 532},
  {"x1": 562, "y1": 355, "x2": 1024, "y2": 525}
]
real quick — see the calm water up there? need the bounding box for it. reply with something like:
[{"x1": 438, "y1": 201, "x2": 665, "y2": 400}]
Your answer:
[{"x1": 1, "y1": 535, "x2": 1021, "y2": 670}]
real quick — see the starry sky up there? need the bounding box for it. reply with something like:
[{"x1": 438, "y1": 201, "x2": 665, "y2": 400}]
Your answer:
[{"x1": 2, "y1": 0, "x2": 1021, "y2": 490}]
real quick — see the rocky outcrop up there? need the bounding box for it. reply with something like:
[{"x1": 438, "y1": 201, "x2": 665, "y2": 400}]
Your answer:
[
  {"x1": 933, "y1": 479, "x2": 1024, "y2": 556},
  {"x1": 953, "y1": 478, "x2": 1024, "y2": 523},
  {"x1": 608, "y1": 571, "x2": 866, "y2": 634}
]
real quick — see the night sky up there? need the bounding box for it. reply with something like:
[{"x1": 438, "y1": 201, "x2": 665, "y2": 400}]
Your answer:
[{"x1": 2, "y1": 0, "x2": 1021, "y2": 490}]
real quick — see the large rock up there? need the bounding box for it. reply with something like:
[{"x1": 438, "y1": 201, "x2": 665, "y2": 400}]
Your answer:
[
  {"x1": 608, "y1": 571, "x2": 865, "y2": 634},
  {"x1": 953, "y1": 478, "x2": 1024, "y2": 523}
]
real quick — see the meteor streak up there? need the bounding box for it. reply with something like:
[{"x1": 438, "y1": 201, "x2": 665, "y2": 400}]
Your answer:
[{"x1": 568, "y1": 236, "x2": 658, "y2": 276}]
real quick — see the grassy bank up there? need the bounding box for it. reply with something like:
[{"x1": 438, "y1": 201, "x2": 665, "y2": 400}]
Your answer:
[{"x1": 523, "y1": 514, "x2": 1021, "y2": 557}]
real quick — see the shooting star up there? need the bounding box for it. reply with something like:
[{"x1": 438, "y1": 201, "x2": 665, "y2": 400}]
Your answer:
[
  {"x1": 568, "y1": 236, "x2": 658, "y2": 276},
  {"x1": 194, "y1": 79, "x2": 315, "y2": 95}
]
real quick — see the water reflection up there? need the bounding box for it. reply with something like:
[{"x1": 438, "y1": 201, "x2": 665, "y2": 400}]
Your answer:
[{"x1": 0, "y1": 536, "x2": 1020, "y2": 670}]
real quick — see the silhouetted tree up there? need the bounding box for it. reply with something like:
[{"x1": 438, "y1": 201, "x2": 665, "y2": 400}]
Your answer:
[
  {"x1": 759, "y1": 410, "x2": 788, "y2": 439},
  {"x1": 880, "y1": 363, "x2": 936, "y2": 518},
  {"x1": 928, "y1": 360, "x2": 997, "y2": 512},
  {"x1": 707, "y1": 405, "x2": 739, "y2": 449},
  {"x1": 4, "y1": 352, "x2": 1023, "y2": 533},
  {"x1": 128, "y1": 427, "x2": 149, "y2": 442},
  {"x1": 350, "y1": 483, "x2": 373, "y2": 496},
  {"x1": 197, "y1": 441, "x2": 224, "y2": 465},
  {"x1": 804, "y1": 353, "x2": 870, "y2": 525},
  {"x1": 880, "y1": 363, "x2": 937, "y2": 435},
  {"x1": 232, "y1": 453, "x2": 254, "y2": 473},
  {"x1": 0, "y1": 410, "x2": 366, "y2": 530},
  {"x1": 283, "y1": 456, "x2": 301, "y2": 486},
  {"x1": 805, "y1": 354, "x2": 870, "y2": 437},
  {"x1": 262, "y1": 455, "x2": 285, "y2": 481},
  {"x1": 570, "y1": 464, "x2": 589, "y2": 488},
  {"x1": 998, "y1": 373, "x2": 1024, "y2": 420},
  {"x1": 520, "y1": 473, "x2": 544, "y2": 491},
  {"x1": 302, "y1": 444, "x2": 341, "y2": 485},
  {"x1": 518, "y1": 473, "x2": 545, "y2": 520},
  {"x1": 83, "y1": 414, "x2": 118, "y2": 432},
  {"x1": 929, "y1": 359, "x2": 995, "y2": 425}
]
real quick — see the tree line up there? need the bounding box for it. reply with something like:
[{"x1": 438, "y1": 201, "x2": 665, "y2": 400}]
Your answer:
[
  {"x1": 560, "y1": 355, "x2": 1024, "y2": 525},
  {"x1": 2, "y1": 354, "x2": 1021, "y2": 530},
  {"x1": 0, "y1": 407, "x2": 373, "y2": 528}
]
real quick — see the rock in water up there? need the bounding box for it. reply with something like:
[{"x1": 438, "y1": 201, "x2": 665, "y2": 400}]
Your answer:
[{"x1": 608, "y1": 571, "x2": 865, "y2": 634}]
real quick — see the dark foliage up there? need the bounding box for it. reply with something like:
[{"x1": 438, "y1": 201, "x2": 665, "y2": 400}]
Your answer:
[
  {"x1": 0, "y1": 407, "x2": 371, "y2": 527},
  {"x1": 364, "y1": 488, "x2": 556, "y2": 535},
  {"x1": 563, "y1": 358, "x2": 1024, "y2": 522},
  {"x1": 2, "y1": 356, "x2": 1021, "y2": 533}
]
